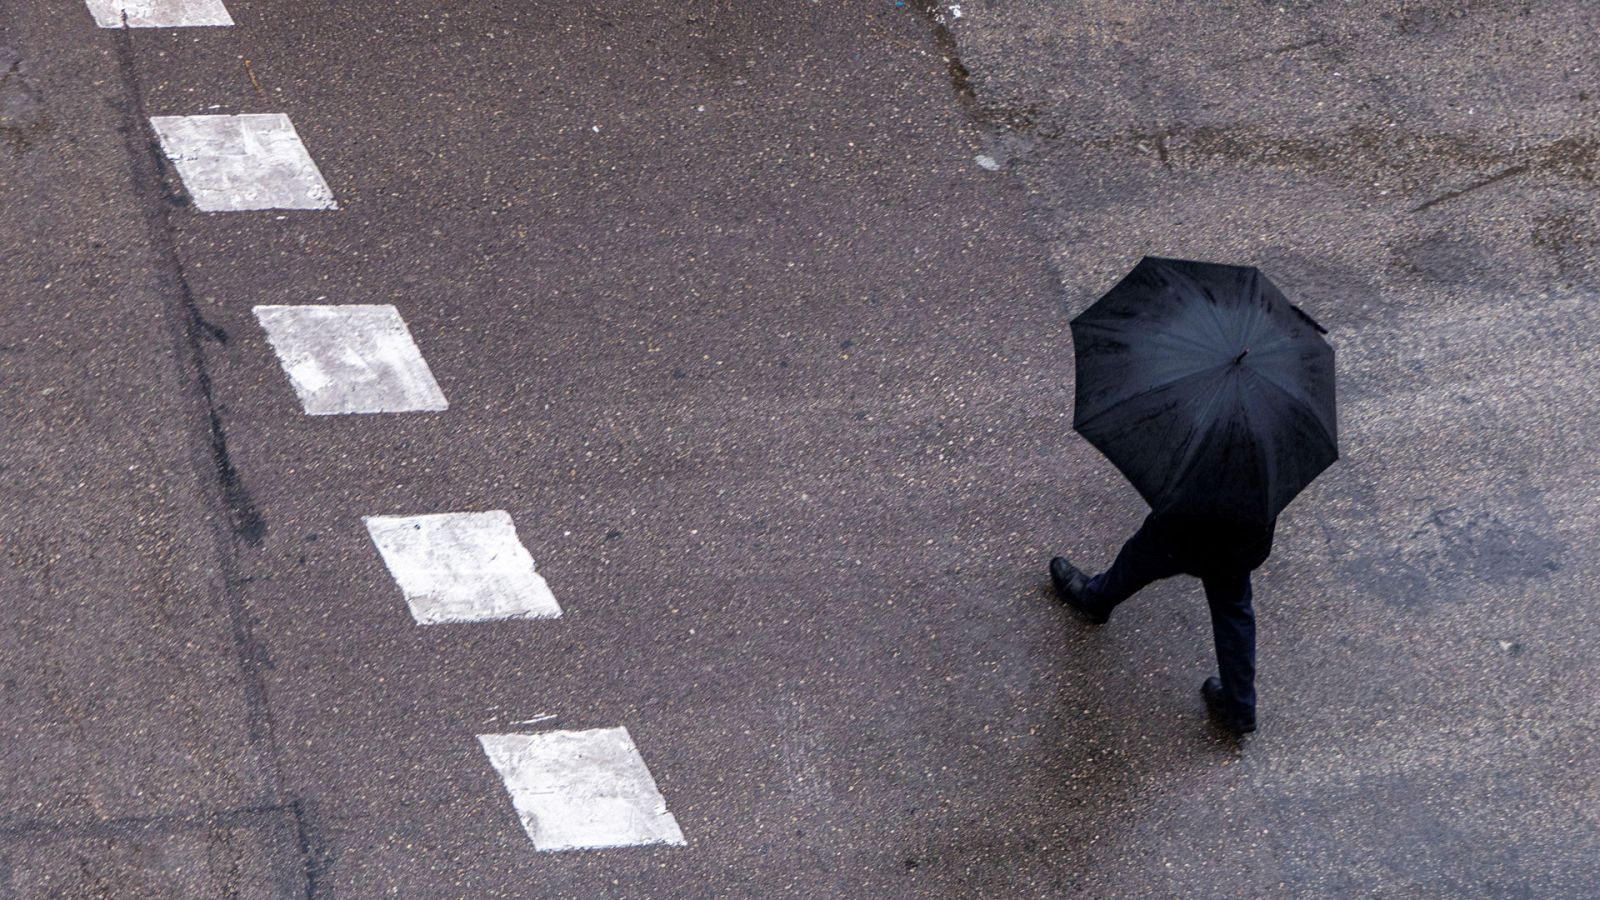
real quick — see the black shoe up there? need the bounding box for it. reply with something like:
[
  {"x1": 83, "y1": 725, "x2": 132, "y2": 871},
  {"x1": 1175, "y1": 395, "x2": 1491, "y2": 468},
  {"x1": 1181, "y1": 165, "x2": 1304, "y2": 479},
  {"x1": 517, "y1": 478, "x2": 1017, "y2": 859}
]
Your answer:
[
  {"x1": 1201, "y1": 676, "x2": 1256, "y2": 735},
  {"x1": 1049, "y1": 557, "x2": 1108, "y2": 624}
]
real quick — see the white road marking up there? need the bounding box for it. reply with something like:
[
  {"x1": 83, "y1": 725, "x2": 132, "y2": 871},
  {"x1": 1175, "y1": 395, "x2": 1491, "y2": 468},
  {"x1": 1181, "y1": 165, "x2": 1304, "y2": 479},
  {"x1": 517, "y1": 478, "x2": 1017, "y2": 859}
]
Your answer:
[
  {"x1": 148, "y1": 114, "x2": 335, "y2": 211},
  {"x1": 479, "y1": 728, "x2": 686, "y2": 852},
  {"x1": 253, "y1": 305, "x2": 448, "y2": 415},
  {"x1": 363, "y1": 511, "x2": 561, "y2": 625},
  {"x1": 85, "y1": 0, "x2": 233, "y2": 27}
]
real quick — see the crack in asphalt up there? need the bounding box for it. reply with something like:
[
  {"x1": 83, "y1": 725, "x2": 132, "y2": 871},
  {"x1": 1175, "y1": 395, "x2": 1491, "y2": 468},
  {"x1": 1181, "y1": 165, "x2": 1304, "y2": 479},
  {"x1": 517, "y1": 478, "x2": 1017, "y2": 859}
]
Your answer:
[
  {"x1": 1410, "y1": 161, "x2": 1531, "y2": 212},
  {"x1": 108, "y1": 25, "x2": 326, "y2": 899}
]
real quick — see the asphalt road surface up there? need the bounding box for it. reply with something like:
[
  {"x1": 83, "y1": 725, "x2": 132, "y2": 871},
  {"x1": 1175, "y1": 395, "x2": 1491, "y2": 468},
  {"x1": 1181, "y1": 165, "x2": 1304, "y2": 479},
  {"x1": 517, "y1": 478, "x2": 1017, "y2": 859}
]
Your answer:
[{"x1": 1, "y1": 0, "x2": 1597, "y2": 897}]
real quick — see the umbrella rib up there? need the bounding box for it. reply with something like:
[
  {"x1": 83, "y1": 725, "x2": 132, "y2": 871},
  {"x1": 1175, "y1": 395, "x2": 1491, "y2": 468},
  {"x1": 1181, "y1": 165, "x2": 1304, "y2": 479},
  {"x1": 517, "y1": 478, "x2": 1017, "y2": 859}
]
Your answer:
[
  {"x1": 1075, "y1": 387, "x2": 1160, "y2": 433},
  {"x1": 1138, "y1": 327, "x2": 1228, "y2": 358},
  {"x1": 1237, "y1": 373, "x2": 1278, "y2": 522},
  {"x1": 1075, "y1": 319, "x2": 1218, "y2": 357},
  {"x1": 1239, "y1": 333, "x2": 1295, "y2": 356},
  {"x1": 1074, "y1": 364, "x2": 1226, "y2": 432},
  {"x1": 1196, "y1": 282, "x2": 1238, "y2": 349},
  {"x1": 1157, "y1": 259, "x2": 1235, "y2": 349},
  {"x1": 1151, "y1": 369, "x2": 1236, "y2": 504},
  {"x1": 1243, "y1": 270, "x2": 1271, "y2": 345},
  {"x1": 1243, "y1": 367, "x2": 1338, "y2": 449}
]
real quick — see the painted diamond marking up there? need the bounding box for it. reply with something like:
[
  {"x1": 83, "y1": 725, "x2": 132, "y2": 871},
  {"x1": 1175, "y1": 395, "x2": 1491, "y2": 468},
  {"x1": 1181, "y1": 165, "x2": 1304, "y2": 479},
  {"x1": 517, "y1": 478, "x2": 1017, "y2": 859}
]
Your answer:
[
  {"x1": 364, "y1": 511, "x2": 560, "y2": 625},
  {"x1": 149, "y1": 114, "x2": 335, "y2": 211},
  {"x1": 254, "y1": 305, "x2": 447, "y2": 415},
  {"x1": 479, "y1": 728, "x2": 686, "y2": 852},
  {"x1": 85, "y1": 0, "x2": 233, "y2": 27}
]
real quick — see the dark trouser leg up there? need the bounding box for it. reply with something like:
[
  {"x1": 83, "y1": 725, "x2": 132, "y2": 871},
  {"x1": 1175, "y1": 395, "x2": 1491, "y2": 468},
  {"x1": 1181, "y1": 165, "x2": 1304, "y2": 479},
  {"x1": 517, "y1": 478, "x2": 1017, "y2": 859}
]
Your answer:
[
  {"x1": 1082, "y1": 522, "x2": 1183, "y2": 616},
  {"x1": 1201, "y1": 573, "x2": 1257, "y2": 721}
]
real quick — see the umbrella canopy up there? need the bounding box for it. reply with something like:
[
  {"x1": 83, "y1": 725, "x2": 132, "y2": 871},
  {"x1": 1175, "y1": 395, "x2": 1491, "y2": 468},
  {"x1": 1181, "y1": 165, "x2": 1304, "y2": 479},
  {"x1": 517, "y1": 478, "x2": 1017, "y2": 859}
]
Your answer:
[{"x1": 1070, "y1": 257, "x2": 1338, "y2": 525}]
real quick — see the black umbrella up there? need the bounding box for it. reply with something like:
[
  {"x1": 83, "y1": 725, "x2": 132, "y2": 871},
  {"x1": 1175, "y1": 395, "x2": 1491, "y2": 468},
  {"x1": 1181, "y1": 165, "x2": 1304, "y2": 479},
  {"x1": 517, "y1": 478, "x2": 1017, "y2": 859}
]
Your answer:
[{"x1": 1070, "y1": 257, "x2": 1338, "y2": 525}]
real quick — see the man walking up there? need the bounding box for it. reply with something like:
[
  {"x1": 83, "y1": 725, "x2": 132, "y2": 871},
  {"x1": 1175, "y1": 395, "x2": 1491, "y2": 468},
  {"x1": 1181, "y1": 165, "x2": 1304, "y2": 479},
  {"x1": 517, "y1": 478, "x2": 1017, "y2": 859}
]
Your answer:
[
  {"x1": 1058, "y1": 256, "x2": 1338, "y2": 738},
  {"x1": 1049, "y1": 513, "x2": 1273, "y2": 735}
]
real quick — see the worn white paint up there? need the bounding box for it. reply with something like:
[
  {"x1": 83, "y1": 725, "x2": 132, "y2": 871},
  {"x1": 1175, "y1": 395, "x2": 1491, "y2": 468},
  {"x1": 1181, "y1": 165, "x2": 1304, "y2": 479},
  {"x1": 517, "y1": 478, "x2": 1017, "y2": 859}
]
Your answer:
[
  {"x1": 85, "y1": 0, "x2": 232, "y2": 27},
  {"x1": 479, "y1": 728, "x2": 685, "y2": 852},
  {"x1": 254, "y1": 305, "x2": 447, "y2": 415},
  {"x1": 149, "y1": 114, "x2": 335, "y2": 211},
  {"x1": 363, "y1": 511, "x2": 560, "y2": 624}
]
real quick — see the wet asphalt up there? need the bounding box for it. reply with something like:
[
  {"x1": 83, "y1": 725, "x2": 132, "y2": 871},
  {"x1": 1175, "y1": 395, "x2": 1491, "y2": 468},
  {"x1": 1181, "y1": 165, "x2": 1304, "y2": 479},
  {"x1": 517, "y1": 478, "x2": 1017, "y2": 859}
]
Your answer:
[
  {"x1": 949, "y1": 0, "x2": 1600, "y2": 895},
  {"x1": 2, "y1": 0, "x2": 1597, "y2": 897}
]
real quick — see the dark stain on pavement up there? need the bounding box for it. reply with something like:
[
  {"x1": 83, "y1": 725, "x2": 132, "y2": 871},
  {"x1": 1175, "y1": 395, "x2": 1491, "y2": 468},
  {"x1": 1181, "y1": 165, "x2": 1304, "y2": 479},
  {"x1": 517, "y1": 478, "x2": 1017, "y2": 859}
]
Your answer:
[
  {"x1": 0, "y1": 47, "x2": 51, "y2": 156},
  {"x1": 1427, "y1": 502, "x2": 1566, "y2": 583},
  {"x1": 1388, "y1": 231, "x2": 1496, "y2": 285},
  {"x1": 1331, "y1": 487, "x2": 1566, "y2": 607},
  {"x1": 1263, "y1": 771, "x2": 1535, "y2": 894},
  {"x1": 907, "y1": 1, "x2": 976, "y2": 106},
  {"x1": 1529, "y1": 209, "x2": 1600, "y2": 275},
  {"x1": 1254, "y1": 247, "x2": 1384, "y2": 329},
  {"x1": 909, "y1": 1, "x2": 1038, "y2": 132}
]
